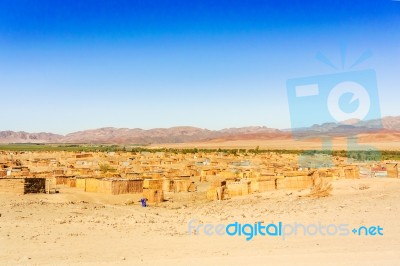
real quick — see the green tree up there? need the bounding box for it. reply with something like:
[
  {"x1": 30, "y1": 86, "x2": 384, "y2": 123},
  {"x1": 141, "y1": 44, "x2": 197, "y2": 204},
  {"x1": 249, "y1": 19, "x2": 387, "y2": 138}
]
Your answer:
[{"x1": 99, "y1": 164, "x2": 110, "y2": 174}]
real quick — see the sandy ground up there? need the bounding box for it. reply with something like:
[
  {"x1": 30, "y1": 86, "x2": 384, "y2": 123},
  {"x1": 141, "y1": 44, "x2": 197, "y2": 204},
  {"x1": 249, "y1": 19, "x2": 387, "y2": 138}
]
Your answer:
[
  {"x1": 1, "y1": 178, "x2": 400, "y2": 265},
  {"x1": 0, "y1": 178, "x2": 400, "y2": 265}
]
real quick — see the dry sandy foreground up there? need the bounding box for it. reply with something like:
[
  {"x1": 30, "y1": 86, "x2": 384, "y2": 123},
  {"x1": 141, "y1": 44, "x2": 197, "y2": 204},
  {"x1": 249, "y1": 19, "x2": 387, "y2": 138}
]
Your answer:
[{"x1": 1, "y1": 178, "x2": 400, "y2": 266}]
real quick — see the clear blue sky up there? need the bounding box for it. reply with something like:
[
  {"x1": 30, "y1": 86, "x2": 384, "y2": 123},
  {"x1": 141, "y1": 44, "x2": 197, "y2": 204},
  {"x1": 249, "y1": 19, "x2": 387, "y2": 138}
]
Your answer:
[{"x1": 0, "y1": 0, "x2": 399, "y2": 134}]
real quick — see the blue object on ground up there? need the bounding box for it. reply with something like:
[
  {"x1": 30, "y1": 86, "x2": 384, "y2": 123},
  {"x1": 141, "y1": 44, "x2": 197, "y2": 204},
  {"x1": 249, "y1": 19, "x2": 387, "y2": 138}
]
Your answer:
[{"x1": 140, "y1": 198, "x2": 147, "y2": 207}]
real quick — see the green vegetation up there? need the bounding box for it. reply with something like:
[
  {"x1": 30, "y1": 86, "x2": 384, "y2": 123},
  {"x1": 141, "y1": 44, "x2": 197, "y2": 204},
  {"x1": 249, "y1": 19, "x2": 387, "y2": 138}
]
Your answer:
[
  {"x1": 0, "y1": 143, "x2": 399, "y2": 160},
  {"x1": 0, "y1": 143, "x2": 127, "y2": 152},
  {"x1": 99, "y1": 163, "x2": 111, "y2": 174}
]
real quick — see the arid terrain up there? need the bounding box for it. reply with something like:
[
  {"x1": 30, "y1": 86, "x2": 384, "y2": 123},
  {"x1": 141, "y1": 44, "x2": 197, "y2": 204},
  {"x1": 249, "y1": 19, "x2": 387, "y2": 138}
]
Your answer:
[
  {"x1": 2, "y1": 116, "x2": 400, "y2": 149},
  {"x1": 157, "y1": 137, "x2": 400, "y2": 151},
  {"x1": 1, "y1": 178, "x2": 400, "y2": 265},
  {"x1": 0, "y1": 148, "x2": 399, "y2": 265},
  {"x1": 1, "y1": 1, "x2": 397, "y2": 265}
]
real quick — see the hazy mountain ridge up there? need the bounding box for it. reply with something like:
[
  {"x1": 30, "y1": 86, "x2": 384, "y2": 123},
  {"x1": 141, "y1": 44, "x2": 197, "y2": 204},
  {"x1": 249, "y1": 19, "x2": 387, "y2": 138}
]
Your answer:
[
  {"x1": 0, "y1": 131, "x2": 63, "y2": 143},
  {"x1": 1, "y1": 116, "x2": 400, "y2": 144}
]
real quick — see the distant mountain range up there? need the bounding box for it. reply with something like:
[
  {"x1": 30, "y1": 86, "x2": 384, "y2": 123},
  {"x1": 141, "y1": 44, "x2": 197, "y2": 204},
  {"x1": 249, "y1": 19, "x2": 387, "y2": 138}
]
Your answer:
[{"x1": 1, "y1": 116, "x2": 400, "y2": 144}]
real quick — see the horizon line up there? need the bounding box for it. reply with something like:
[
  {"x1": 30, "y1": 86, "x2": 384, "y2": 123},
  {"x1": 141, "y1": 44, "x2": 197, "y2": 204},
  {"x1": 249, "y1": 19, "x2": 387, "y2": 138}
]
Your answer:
[{"x1": 0, "y1": 115, "x2": 397, "y2": 135}]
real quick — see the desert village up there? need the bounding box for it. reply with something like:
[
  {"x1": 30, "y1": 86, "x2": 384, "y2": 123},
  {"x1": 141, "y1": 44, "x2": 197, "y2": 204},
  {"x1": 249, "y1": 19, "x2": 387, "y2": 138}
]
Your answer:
[{"x1": 1, "y1": 150, "x2": 399, "y2": 203}]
